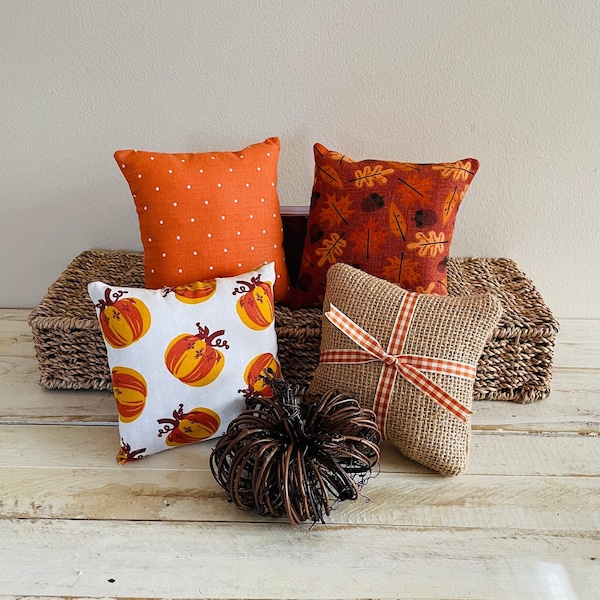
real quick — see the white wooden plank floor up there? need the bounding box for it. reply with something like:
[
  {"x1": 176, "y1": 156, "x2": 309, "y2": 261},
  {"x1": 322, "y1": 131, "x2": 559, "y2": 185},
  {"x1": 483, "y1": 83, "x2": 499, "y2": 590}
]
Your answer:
[{"x1": 0, "y1": 309, "x2": 598, "y2": 600}]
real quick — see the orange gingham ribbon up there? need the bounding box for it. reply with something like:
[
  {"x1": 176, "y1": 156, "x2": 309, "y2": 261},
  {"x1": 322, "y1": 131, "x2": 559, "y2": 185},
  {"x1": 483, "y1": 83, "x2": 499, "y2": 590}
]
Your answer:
[{"x1": 320, "y1": 295, "x2": 476, "y2": 433}]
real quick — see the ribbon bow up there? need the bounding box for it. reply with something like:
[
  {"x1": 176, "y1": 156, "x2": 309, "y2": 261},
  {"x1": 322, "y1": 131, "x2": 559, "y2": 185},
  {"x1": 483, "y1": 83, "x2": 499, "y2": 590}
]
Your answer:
[{"x1": 320, "y1": 294, "x2": 476, "y2": 433}]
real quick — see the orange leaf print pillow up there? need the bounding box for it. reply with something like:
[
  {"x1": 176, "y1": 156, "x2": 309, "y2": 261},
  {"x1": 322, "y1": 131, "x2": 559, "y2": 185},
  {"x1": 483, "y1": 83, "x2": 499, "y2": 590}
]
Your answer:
[
  {"x1": 114, "y1": 137, "x2": 290, "y2": 303},
  {"x1": 290, "y1": 143, "x2": 479, "y2": 308}
]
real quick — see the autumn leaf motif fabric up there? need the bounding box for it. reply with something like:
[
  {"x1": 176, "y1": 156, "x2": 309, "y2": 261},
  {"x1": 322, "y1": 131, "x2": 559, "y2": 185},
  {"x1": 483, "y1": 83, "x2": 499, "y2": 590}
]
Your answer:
[
  {"x1": 291, "y1": 143, "x2": 479, "y2": 308},
  {"x1": 88, "y1": 263, "x2": 280, "y2": 464}
]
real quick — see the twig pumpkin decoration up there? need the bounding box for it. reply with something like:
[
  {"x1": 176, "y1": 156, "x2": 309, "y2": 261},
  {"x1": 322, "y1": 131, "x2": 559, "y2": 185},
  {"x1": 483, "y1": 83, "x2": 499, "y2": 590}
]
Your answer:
[{"x1": 210, "y1": 372, "x2": 381, "y2": 525}]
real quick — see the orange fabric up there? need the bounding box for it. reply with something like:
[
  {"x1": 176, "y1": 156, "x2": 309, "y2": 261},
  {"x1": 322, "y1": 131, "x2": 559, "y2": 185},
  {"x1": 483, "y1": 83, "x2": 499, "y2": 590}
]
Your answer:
[
  {"x1": 291, "y1": 143, "x2": 479, "y2": 308},
  {"x1": 114, "y1": 137, "x2": 290, "y2": 302}
]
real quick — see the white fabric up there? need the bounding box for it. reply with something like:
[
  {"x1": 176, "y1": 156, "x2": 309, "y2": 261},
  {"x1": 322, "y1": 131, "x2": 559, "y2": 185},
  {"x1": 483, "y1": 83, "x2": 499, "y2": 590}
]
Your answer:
[{"x1": 88, "y1": 262, "x2": 279, "y2": 462}]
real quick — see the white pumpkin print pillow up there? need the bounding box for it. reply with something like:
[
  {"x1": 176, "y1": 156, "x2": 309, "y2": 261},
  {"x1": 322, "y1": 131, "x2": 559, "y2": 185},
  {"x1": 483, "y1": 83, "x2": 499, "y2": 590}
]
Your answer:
[{"x1": 88, "y1": 263, "x2": 280, "y2": 464}]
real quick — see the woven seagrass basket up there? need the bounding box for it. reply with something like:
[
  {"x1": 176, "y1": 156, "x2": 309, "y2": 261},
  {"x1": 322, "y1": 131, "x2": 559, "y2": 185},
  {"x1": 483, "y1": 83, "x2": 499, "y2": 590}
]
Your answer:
[{"x1": 28, "y1": 250, "x2": 559, "y2": 403}]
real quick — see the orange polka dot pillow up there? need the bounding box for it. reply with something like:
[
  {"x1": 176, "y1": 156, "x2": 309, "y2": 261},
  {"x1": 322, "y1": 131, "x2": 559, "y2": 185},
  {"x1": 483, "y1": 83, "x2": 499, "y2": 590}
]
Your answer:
[
  {"x1": 290, "y1": 143, "x2": 479, "y2": 308},
  {"x1": 88, "y1": 263, "x2": 281, "y2": 464},
  {"x1": 114, "y1": 137, "x2": 290, "y2": 302}
]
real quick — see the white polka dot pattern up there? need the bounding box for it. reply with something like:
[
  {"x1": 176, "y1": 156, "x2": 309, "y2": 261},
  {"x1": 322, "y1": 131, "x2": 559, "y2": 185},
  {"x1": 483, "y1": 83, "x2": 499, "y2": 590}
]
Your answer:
[{"x1": 114, "y1": 137, "x2": 290, "y2": 301}]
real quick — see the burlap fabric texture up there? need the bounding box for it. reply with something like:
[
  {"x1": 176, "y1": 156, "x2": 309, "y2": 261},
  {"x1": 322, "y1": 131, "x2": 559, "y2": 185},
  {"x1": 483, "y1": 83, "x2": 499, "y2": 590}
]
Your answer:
[{"x1": 307, "y1": 263, "x2": 503, "y2": 476}]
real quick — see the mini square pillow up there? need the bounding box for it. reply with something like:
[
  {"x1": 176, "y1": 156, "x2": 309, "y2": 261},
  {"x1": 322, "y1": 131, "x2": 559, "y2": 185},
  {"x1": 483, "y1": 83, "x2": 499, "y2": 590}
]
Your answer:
[
  {"x1": 291, "y1": 143, "x2": 479, "y2": 308},
  {"x1": 88, "y1": 263, "x2": 281, "y2": 464},
  {"x1": 114, "y1": 137, "x2": 291, "y2": 302},
  {"x1": 307, "y1": 263, "x2": 502, "y2": 476}
]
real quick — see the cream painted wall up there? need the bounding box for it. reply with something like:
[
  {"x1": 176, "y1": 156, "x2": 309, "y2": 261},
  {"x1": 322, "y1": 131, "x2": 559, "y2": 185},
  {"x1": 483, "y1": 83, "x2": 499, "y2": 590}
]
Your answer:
[{"x1": 2, "y1": 0, "x2": 599, "y2": 318}]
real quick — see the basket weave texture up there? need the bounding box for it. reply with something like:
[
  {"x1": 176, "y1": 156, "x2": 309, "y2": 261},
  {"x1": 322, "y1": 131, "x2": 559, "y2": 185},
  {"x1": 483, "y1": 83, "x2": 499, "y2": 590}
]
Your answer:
[{"x1": 28, "y1": 250, "x2": 559, "y2": 403}]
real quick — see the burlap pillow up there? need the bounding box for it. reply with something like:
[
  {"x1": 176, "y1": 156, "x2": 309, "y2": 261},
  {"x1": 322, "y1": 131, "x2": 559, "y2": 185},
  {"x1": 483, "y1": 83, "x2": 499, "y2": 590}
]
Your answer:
[{"x1": 307, "y1": 263, "x2": 502, "y2": 476}]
